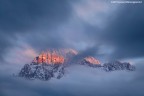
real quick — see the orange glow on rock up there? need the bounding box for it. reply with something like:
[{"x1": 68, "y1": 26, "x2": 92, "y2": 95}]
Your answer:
[
  {"x1": 33, "y1": 51, "x2": 64, "y2": 64},
  {"x1": 32, "y1": 49, "x2": 100, "y2": 65},
  {"x1": 84, "y1": 56, "x2": 100, "y2": 64}
]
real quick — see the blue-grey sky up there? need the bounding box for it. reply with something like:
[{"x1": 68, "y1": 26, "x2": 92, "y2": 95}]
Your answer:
[
  {"x1": 0, "y1": 0, "x2": 144, "y2": 96},
  {"x1": 0, "y1": 0, "x2": 144, "y2": 62}
]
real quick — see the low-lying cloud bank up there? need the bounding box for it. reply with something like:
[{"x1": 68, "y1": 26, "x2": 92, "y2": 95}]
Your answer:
[{"x1": 0, "y1": 61, "x2": 144, "y2": 96}]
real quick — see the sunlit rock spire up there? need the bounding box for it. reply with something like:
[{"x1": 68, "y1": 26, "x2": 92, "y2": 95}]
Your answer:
[{"x1": 32, "y1": 48, "x2": 78, "y2": 64}]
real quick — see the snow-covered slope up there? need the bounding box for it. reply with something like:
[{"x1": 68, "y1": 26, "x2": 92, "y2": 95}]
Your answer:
[
  {"x1": 103, "y1": 61, "x2": 135, "y2": 71},
  {"x1": 18, "y1": 49, "x2": 135, "y2": 81},
  {"x1": 79, "y1": 56, "x2": 101, "y2": 67},
  {"x1": 19, "y1": 63, "x2": 65, "y2": 80}
]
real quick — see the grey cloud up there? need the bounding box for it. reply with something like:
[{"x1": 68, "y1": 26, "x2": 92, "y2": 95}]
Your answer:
[
  {"x1": 24, "y1": 31, "x2": 66, "y2": 51},
  {"x1": 79, "y1": 2, "x2": 144, "y2": 60},
  {"x1": 0, "y1": 0, "x2": 71, "y2": 32},
  {"x1": 1, "y1": 0, "x2": 143, "y2": 62},
  {"x1": 72, "y1": 45, "x2": 103, "y2": 62},
  {"x1": 101, "y1": 3, "x2": 144, "y2": 60},
  {"x1": 0, "y1": 0, "x2": 72, "y2": 61},
  {"x1": 0, "y1": 63, "x2": 144, "y2": 96},
  {"x1": 1, "y1": 1, "x2": 144, "y2": 96}
]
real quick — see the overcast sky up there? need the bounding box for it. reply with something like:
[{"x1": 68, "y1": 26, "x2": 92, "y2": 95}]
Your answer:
[{"x1": 0, "y1": 0, "x2": 144, "y2": 96}]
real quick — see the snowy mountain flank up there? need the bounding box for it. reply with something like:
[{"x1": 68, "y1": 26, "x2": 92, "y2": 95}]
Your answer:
[{"x1": 18, "y1": 49, "x2": 135, "y2": 80}]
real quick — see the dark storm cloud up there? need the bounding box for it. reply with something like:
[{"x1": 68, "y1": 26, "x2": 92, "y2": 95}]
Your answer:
[
  {"x1": 81, "y1": 2, "x2": 144, "y2": 60},
  {"x1": 0, "y1": 1, "x2": 144, "y2": 96},
  {"x1": 0, "y1": 0, "x2": 72, "y2": 61},
  {"x1": 72, "y1": 45, "x2": 103, "y2": 63},
  {"x1": 101, "y1": 3, "x2": 144, "y2": 59},
  {"x1": 0, "y1": 36, "x2": 13, "y2": 61},
  {"x1": 25, "y1": 32, "x2": 67, "y2": 51},
  {"x1": 0, "y1": 0, "x2": 71, "y2": 32}
]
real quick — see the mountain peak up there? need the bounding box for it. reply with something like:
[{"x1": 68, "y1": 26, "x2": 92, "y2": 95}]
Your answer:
[
  {"x1": 32, "y1": 48, "x2": 78, "y2": 65},
  {"x1": 84, "y1": 56, "x2": 100, "y2": 64},
  {"x1": 18, "y1": 48, "x2": 135, "y2": 81}
]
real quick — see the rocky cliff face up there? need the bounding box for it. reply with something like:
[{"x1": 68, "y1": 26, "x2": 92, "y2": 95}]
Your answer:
[
  {"x1": 103, "y1": 61, "x2": 135, "y2": 71},
  {"x1": 32, "y1": 49, "x2": 78, "y2": 64},
  {"x1": 18, "y1": 49, "x2": 135, "y2": 81},
  {"x1": 79, "y1": 56, "x2": 101, "y2": 67},
  {"x1": 19, "y1": 63, "x2": 65, "y2": 80}
]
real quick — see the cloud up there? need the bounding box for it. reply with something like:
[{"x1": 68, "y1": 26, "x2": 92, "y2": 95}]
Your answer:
[
  {"x1": 0, "y1": 62, "x2": 144, "y2": 96},
  {"x1": 101, "y1": 3, "x2": 144, "y2": 59},
  {"x1": 0, "y1": 0, "x2": 71, "y2": 32},
  {"x1": 0, "y1": 0, "x2": 72, "y2": 61},
  {"x1": 0, "y1": 1, "x2": 144, "y2": 96},
  {"x1": 69, "y1": 1, "x2": 144, "y2": 60},
  {"x1": 0, "y1": 0, "x2": 143, "y2": 63},
  {"x1": 71, "y1": 0, "x2": 116, "y2": 28}
]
